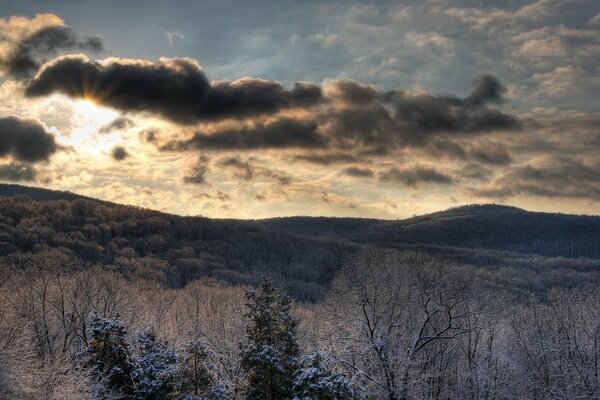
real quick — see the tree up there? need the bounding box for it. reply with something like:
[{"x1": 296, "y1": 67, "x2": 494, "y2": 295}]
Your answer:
[
  {"x1": 177, "y1": 330, "x2": 215, "y2": 398},
  {"x1": 293, "y1": 352, "x2": 354, "y2": 400},
  {"x1": 133, "y1": 329, "x2": 179, "y2": 400},
  {"x1": 239, "y1": 277, "x2": 299, "y2": 399},
  {"x1": 88, "y1": 315, "x2": 135, "y2": 398}
]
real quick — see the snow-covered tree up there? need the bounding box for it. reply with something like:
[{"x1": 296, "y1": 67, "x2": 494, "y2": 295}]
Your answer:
[
  {"x1": 293, "y1": 352, "x2": 354, "y2": 400},
  {"x1": 133, "y1": 329, "x2": 179, "y2": 400},
  {"x1": 239, "y1": 277, "x2": 299, "y2": 399},
  {"x1": 88, "y1": 315, "x2": 135, "y2": 398}
]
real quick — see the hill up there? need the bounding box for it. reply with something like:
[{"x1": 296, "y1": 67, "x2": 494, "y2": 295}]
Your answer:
[
  {"x1": 261, "y1": 204, "x2": 600, "y2": 258},
  {"x1": 0, "y1": 184, "x2": 599, "y2": 302}
]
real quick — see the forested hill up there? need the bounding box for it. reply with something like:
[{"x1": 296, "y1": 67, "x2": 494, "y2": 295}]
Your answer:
[
  {"x1": 0, "y1": 184, "x2": 349, "y2": 301},
  {"x1": 0, "y1": 183, "x2": 116, "y2": 206},
  {"x1": 2, "y1": 184, "x2": 600, "y2": 260},
  {"x1": 261, "y1": 204, "x2": 600, "y2": 258}
]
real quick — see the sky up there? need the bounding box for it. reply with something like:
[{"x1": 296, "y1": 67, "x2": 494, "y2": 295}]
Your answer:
[{"x1": 0, "y1": 0, "x2": 599, "y2": 219}]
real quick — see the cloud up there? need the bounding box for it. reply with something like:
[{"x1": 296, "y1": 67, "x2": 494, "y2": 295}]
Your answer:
[
  {"x1": 383, "y1": 75, "x2": 519, "y2": 144},
  {"x1": 467, "y1": 142, "x2": 513, "y2": 165},
  {"x1": 217, "y1": 156, "x2": 254, "y2": 180},
  {"x1": 0, "y1": 163, "x2": 36, "y2": 182},
  {"x1": 111, "y1": 146, "x2": 129, "y2": 161},
  {"x1": 166, "y1": 30, "x2": 185, "y2": 46},
  {"x1": 99, "y1": 117, "x2": 135, "y2": 133},
  {"x1": 461, "y1": 163, "x2": 493, "y2": 181},
  {"x1": 216, "y1": 155, "x2": 292, "y2": 185},
  {"x1": 292, "y1": 153, "x2": 358, "y2": 164},
  {"x1": 24, "y1": 51, "x2": 519, "y2": 166},
  {"x1": 380, "y1": 165, "x2": 455, "y2": 187},
  {"x1": 471, "y1": 156, "x2": 600, "y2": 200},
  {"x1": 0, "y1": 13, "x2": 103, "y2": 79},
  {"x1": 0, "y1": 116, "x2": 57, "y2": 162},
  {"x1": 26, "y1": 55, "x2": 322, "y2": 124},
  {"x1": 294, "y1": 77, "x2": 519, "y2": 155},
  {"x1": 26, "y1": 54, "x2": 517, "y2": 144},
  {"x1": 466, "y1": 74, "x2": 506, "y2": 107},
  {"x1": 183, "y1": 163, "x2": 208, "y2": 185},
  {"x1": 165, "y1": 117, "x2": 325, "y2": 150},
  {"x1": 26, "y1": 55, "x2": 212, "y2": 124},
  {"x1": 404, "y1": 31, "x2": 454, "y2": 51},
  {"x1": 343, "y1": 166, "x2": 374, "y2": 177}
]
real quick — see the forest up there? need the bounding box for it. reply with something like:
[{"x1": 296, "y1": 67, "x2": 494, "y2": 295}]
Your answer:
[{"x1": 1, "y1": 186, "x2": 600, "y2": 399}]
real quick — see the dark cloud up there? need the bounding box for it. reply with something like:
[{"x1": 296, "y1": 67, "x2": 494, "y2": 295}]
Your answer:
[
  {"x1": 427, "y1": 139, "x2": 468, "y2": 160},
  {"x1": 427, "y1": 138, "x2": 513, "y2": 165},
  {"x1": 325, "y1": 79, "x2": 379, "y2": 105},
  {"x1": 312, "y1": 76, "x2": 520, "y2": 155},
  {"x1": 111, "y1": 146, "x2": 129, "y2": 161},
  {"x1": 27, "y1": 55, "x2": 212, "y2": 124},
  {"x1": 165, "y1": 118, "x2": 326, "y2": 150},
  {"x1": 380, "y1": 166, "x2": 455, "y2": 187},
  {"x1": 1, "y1": 24, "x2": 103, "y2": 79},
  {"x1": 466, "y1": 73, "x2": 506, "y2": 107},
  {"x1": 467, "y1": 143, "x2": 513, "y2": 165},
  {"x1": 204, "y1": 79, "x2": 322, "y2": 120},
  {"x1": 26, "y1": 54, "x2": 518, "y2": 162},
  {"x1": 0, "y1": 116, "x2": 57, "y2": 162},
  {"x1": 471, "y1": 157, "x2": 600, "y2": 200},
  {"x1": 26, "y1": 55, "x2": 516, "y2": 146},
  {"x1": 384, "y1": 91, "x2": 519, "y2": 145},
  {"x1": 99, "y1": 117, "x2": 135, "y2": 134},
  {"x1": 343, "y1": 166, "x2": 374, "y2": 177},
  {"x1": 461, "y1": 163, "x2": 493, "y2": 181},
  {"x1": 321, "y1": 105, "x2": 396, "y2": 148},
  {"x1": 26, "y1": 55, "x2": 322, "y2": 124},
  {"x1": 0, "y1": 163, "x2": 36, "y2": 182}
]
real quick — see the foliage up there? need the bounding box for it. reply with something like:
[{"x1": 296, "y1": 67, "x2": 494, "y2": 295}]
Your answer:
[{"x1": 239, "y1": 277, "x2": 300, "y2": 399}]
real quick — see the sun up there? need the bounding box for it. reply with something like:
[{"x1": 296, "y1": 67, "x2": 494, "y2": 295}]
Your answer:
[
  {"x1": 71, "y1": 99, "x2": 119, "y2": 127},
  {"x1": 61, "y1": 99, "x2": 123, "y2": 156}
]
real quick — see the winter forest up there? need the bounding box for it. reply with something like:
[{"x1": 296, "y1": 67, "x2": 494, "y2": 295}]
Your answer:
[
  {"x1": 1, "y1": 0, "x2": 600, "y2": 398},
  {"x1": 0, "y1": 192, "x2": 600, "y2": 399}
]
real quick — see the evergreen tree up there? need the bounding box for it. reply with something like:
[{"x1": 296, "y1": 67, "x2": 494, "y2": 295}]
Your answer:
[
  {"x1": 239, "y1": 277, "x2": 300, "y2": 399},
  {"x1": 177, "y1": 336, "x2": 214, "y2": 397},
  {"x1": 88, "y1": 315, "x2": 136, "y2": 398},
  {"x1": 133, "y1": 329, "x2": 179, "y2": 400},
  {"x1": 293, "y1": 352, "x2": 354, "y2": 400}
]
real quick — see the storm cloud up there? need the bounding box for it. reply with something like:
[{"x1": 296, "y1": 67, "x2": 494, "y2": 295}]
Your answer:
[{"x1": 0, "y1": 116, "x2": 57, "y2": 162}]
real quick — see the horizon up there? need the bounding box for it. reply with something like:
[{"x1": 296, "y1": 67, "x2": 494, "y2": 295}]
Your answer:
[
  {"x1": 3, "y1": 182, "x2": 600, "y2": 220},
  {"x1": 1, "y1": 1, "x2": 599, "y2": 219}
]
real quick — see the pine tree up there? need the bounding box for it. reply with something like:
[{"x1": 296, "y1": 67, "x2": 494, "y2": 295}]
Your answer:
[
  {"x1": 88, "y1": 315, "x2": 136, "y2": 398},
  {"x1": 133, "y1": 329, "x2": 179, "y2": 400},
  {"x1": 239, "y1": 277, "x2": 300, "y2": 399},
  {"x1": 178, "y1": 338, "x2": 214, "y2": 397},
  {"x1": 293, "y1": 352, "x2": 354, "y2": 400}
]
